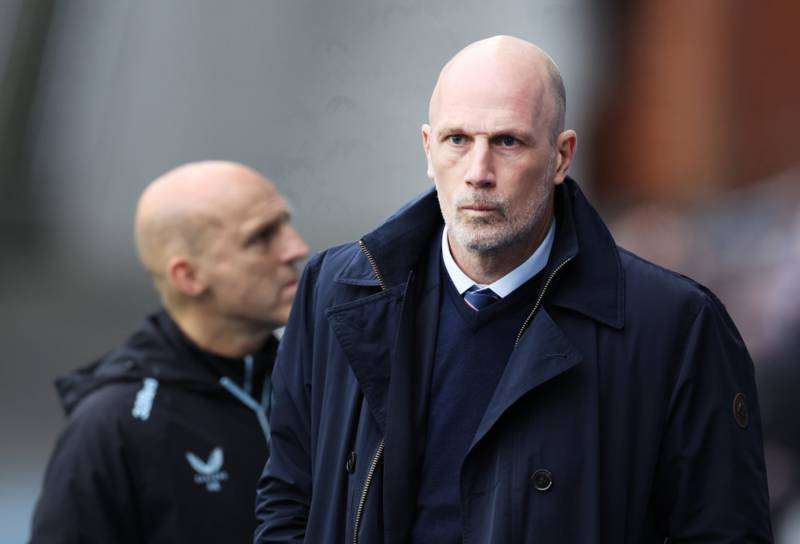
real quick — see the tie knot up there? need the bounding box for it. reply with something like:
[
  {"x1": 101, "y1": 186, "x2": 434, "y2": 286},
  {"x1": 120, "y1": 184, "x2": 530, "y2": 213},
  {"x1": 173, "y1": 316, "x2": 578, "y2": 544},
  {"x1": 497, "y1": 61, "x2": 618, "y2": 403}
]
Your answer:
[{"x1": 464, "y1": 286, "x2": 500, "y2": 311}]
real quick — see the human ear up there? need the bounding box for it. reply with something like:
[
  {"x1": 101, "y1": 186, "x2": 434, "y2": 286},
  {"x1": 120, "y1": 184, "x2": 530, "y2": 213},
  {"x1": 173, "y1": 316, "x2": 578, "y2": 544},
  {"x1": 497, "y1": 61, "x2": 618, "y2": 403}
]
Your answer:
[
  {"x1": 552, "y1": 129, "x2": 577, "y2": 185},
  {"x1": 421, "y1": 124, "x2": 435, "y2": 180},
  {"x1": 166, "y1": 257, "x2": 207, "y2": 297}
]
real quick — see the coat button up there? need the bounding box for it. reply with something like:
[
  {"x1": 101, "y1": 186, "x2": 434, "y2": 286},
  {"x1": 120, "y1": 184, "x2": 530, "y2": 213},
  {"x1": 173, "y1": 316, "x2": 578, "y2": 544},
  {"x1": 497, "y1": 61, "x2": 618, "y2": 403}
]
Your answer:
[
  {"x1": 733, "y1": 392, "x2": 749, "y2": 429},
  {"x1": 345, "y1": 451, "x2": 357, "y2": 474},
  {"x1": 531, "y1": 469, "x2": 552, "y2": 492}
]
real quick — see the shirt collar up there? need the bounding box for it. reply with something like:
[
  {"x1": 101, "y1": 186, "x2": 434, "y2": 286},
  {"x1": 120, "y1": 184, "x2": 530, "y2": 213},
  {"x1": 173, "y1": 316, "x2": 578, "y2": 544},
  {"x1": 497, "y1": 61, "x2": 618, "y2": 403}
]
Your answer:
[{"x1": 441, "y1": 220, "x2": 556, "y2": 298}]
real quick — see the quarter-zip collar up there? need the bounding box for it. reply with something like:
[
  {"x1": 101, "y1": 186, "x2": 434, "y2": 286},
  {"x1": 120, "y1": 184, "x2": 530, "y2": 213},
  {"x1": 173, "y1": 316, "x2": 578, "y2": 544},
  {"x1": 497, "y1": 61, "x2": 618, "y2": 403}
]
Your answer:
[
  {"x1": 157, "y1": 311, "x2": 275, "y2": 397},
  {"x1": 55, "y1": 309, "x2": 278, "y2": 415},
  {"x1": 335, "y1": 177, "x2": 624, "y2": 329}
]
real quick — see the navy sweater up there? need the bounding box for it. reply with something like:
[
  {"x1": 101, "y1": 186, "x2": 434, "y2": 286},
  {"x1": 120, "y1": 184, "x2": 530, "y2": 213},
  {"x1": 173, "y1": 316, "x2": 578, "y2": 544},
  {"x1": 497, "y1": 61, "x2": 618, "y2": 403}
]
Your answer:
[{"x1": 411, "y1": 263, "x2": 542, "y2": 542}]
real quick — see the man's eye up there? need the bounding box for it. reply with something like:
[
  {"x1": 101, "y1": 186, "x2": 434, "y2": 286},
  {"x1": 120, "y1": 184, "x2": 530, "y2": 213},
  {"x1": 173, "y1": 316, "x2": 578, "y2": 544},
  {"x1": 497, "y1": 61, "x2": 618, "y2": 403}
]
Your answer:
[
  {"x1": 498, "y1": 135, "x2": 519, "y2": 147},
  {"x1": 248, "y1": 225, "x2": 279, "y2": 246},
  {"x1": 448, "y1": 135, "x2": 465, "y2": 145},
  {"x1": 258, "y1": 229, "x2": 276, "y2": 242}
]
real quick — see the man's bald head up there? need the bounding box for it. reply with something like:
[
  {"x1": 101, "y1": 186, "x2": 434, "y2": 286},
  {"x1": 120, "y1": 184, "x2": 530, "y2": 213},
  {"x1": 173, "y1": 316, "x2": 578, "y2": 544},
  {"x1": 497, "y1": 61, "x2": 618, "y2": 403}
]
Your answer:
[
  {"x1": 421, "y1": 36, "x2": 577, "y2": 283},
  {"x1": 134, "y1": 161, "x2": 278, "y2": 280},
  {"x1": 429, "y1": 35, "x2": 566, "y2": 144},
  {"x1": 133, "y1": 160, "x2": 308, "y2": 355}
]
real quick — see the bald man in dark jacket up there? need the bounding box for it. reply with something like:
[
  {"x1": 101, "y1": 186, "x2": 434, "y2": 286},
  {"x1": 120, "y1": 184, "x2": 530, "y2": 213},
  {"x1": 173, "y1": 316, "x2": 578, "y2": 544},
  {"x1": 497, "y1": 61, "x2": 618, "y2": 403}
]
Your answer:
[{"x1": 31, "y1": 161, "x2": 308, "y2": 543}]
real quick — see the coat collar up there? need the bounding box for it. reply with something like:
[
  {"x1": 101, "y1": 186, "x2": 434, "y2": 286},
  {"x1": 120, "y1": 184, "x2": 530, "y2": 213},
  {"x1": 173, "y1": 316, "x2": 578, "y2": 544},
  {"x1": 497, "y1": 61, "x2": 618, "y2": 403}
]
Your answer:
[
  {"x1": 334, "y1": 188, "x2": 441, "y2": 288},
  {"x1": 546, "y1": 178, "x2": 625, "y2": 329},
  {"x1": 335, "y1": 177, "x2": 624, "y2": 329}
]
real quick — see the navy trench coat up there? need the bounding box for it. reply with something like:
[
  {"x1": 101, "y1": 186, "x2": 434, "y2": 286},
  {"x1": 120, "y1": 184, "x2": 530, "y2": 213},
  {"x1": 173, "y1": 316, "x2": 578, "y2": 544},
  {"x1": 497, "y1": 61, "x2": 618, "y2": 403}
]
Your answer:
[{"x1": 255, "y1": 178, "x2": 772, "y2": 543}]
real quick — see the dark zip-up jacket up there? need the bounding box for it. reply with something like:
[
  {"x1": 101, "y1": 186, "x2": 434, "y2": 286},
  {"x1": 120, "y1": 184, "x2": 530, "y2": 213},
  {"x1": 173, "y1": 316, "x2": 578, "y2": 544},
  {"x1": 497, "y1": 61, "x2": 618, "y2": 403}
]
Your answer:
[
  {"x1": 30, "y1": 310, "x2": 276, "y2": 544},
  {"x1": 255, "y1": 178, "x2": 772, "y2": 543}
]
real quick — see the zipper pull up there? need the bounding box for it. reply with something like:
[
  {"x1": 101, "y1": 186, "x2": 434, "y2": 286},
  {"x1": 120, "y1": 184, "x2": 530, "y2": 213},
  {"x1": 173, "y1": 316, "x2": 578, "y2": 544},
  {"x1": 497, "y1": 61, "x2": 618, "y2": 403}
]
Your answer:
[{"x1": 243, "y1": 354, "x2": 254, "y2": 395}]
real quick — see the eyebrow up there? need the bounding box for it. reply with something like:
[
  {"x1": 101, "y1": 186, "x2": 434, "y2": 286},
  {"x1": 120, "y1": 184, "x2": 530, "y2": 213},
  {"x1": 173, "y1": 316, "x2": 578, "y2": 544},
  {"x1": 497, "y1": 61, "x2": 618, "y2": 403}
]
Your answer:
[
  {"x1": 436, "y1": 124, "x2": 535, "y2": 140},
  {"x1": 243, "y1": 210, "x2": 290, "y2": 246}
]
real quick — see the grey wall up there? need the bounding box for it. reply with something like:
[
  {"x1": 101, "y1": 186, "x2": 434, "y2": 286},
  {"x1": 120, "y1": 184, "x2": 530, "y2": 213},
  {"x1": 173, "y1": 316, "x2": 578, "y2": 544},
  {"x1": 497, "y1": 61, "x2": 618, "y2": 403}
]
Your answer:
[{"x1": 0, "y1": 1, "x2": 604, "y2": 540}]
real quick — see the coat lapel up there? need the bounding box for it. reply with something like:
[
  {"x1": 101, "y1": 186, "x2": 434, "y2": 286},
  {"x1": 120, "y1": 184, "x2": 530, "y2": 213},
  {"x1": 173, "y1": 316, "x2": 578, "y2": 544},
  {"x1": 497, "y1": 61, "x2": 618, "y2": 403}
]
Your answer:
[
  {"x1": 326, "y1": 284, "x2": 407, "y2": 435},
  {"x1": 468, "y1": 307, "x2": 583, "y2": 453}
]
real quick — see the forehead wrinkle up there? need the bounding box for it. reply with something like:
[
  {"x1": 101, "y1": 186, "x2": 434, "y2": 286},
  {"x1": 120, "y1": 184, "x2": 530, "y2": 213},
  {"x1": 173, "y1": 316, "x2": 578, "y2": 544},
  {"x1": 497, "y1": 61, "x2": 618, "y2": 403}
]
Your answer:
[
  {"x1": 242, "y1": 207, "x2": 288, "y2": 239},
  {"x1": 231, "y1": 196, "x2": 291, "y2": 252},
  {"x1": 432, "y1": 95, "x2": 543, "y2": 140},
  {"x1": 434, "y1": 116, "x2": 536, "y2": 139}
]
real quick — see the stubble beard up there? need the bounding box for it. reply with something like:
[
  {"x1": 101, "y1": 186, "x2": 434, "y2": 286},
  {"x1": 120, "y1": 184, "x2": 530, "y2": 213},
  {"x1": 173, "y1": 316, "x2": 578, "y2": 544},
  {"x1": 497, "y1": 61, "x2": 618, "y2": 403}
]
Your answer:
[{"x1": 444, "y1": 158, "x2": 557, "y2": 257}]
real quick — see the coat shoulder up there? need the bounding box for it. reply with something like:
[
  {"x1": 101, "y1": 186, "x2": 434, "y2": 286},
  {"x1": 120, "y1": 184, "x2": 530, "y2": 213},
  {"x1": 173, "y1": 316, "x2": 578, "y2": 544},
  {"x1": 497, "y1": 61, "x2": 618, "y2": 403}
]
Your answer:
[
  {"x1": 308, "y1": 241, "x2": 361, "y2": 278},
  {"x1": 617, "y1": 246, "x2": 719, "y2": 323}
]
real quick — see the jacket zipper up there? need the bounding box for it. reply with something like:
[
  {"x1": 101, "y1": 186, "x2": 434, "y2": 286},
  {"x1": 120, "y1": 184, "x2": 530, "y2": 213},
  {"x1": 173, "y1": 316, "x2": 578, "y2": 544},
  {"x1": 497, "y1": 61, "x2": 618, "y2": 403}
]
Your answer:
[
  {"x1": 514, "y1": 257, "x2": 573, "y2": 348},
  {"x1": 353, "y1": 240, "x2": 387, "y2": 543},
  {"x1": 358, "y1": 240, "x2": 387, "y2": 290},
  {"x1": 353, "y1": 438, "x2": 385, "y2": 543}
]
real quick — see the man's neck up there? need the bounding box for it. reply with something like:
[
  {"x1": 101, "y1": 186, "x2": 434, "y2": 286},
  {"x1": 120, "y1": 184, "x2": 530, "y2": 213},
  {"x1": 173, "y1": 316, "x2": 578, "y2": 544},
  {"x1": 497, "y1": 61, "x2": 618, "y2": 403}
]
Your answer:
[{"x1": 168, "y1": 308, "x2": 272, "y2": 358}]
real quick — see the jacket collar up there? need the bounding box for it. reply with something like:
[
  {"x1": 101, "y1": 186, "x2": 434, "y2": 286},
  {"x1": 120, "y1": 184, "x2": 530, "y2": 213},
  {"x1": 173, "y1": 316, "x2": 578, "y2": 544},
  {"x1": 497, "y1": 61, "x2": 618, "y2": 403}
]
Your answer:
[
  {"x1": 56, "y1": 310, "x2": 278, "y2": 414},
  {"x1": 546, "y1": 178, "x2": 625, "y2": 329},
  {"x1": 335, "y1": 188, "x2": 442, "y2": 288},
  {"x1": 336, "y1": 177, "x2": 624, "y2": 329}
]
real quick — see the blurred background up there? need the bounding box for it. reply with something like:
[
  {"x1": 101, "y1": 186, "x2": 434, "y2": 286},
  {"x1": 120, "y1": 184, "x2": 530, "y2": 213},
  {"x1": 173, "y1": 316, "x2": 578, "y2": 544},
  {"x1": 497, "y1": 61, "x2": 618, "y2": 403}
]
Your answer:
[{"x1": 1, "y1": 1, "x2": 797, "y2": 541}]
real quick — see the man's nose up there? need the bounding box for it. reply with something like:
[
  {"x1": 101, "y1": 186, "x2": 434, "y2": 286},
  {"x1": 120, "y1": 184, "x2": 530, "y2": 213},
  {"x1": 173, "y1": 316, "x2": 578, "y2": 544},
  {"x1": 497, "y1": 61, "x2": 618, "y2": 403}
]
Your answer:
[
  {"x1": 464, "y1": 140, "x2": 495, "y2": 188},
  {"x1": 282, "y1": 225, "x2": 309, "y2": 263}
]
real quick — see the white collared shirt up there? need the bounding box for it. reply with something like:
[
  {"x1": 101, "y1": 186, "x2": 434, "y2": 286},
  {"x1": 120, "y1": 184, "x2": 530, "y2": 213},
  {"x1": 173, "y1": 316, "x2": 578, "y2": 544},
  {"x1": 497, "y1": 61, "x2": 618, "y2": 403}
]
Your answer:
[{"x1": 441, "y1": 220, "x2": 556, "y2": 298}]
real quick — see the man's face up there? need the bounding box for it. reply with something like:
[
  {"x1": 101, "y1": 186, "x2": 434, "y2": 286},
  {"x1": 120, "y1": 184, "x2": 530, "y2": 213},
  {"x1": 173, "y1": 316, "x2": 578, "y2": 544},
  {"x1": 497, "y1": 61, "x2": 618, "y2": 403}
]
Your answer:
[
  {"x1": 197, "y1": 184, "x2": 309, "y2": 330},
  {"x1": 422, "y1": 71, "x2": 562, "y2": 260}
]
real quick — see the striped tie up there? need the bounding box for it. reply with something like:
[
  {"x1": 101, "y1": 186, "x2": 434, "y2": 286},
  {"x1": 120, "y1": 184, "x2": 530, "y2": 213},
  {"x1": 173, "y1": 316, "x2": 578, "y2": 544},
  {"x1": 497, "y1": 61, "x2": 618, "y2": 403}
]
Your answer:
[{"x1": 463, "y1": 286, "x2": 500, "y2": 311}]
